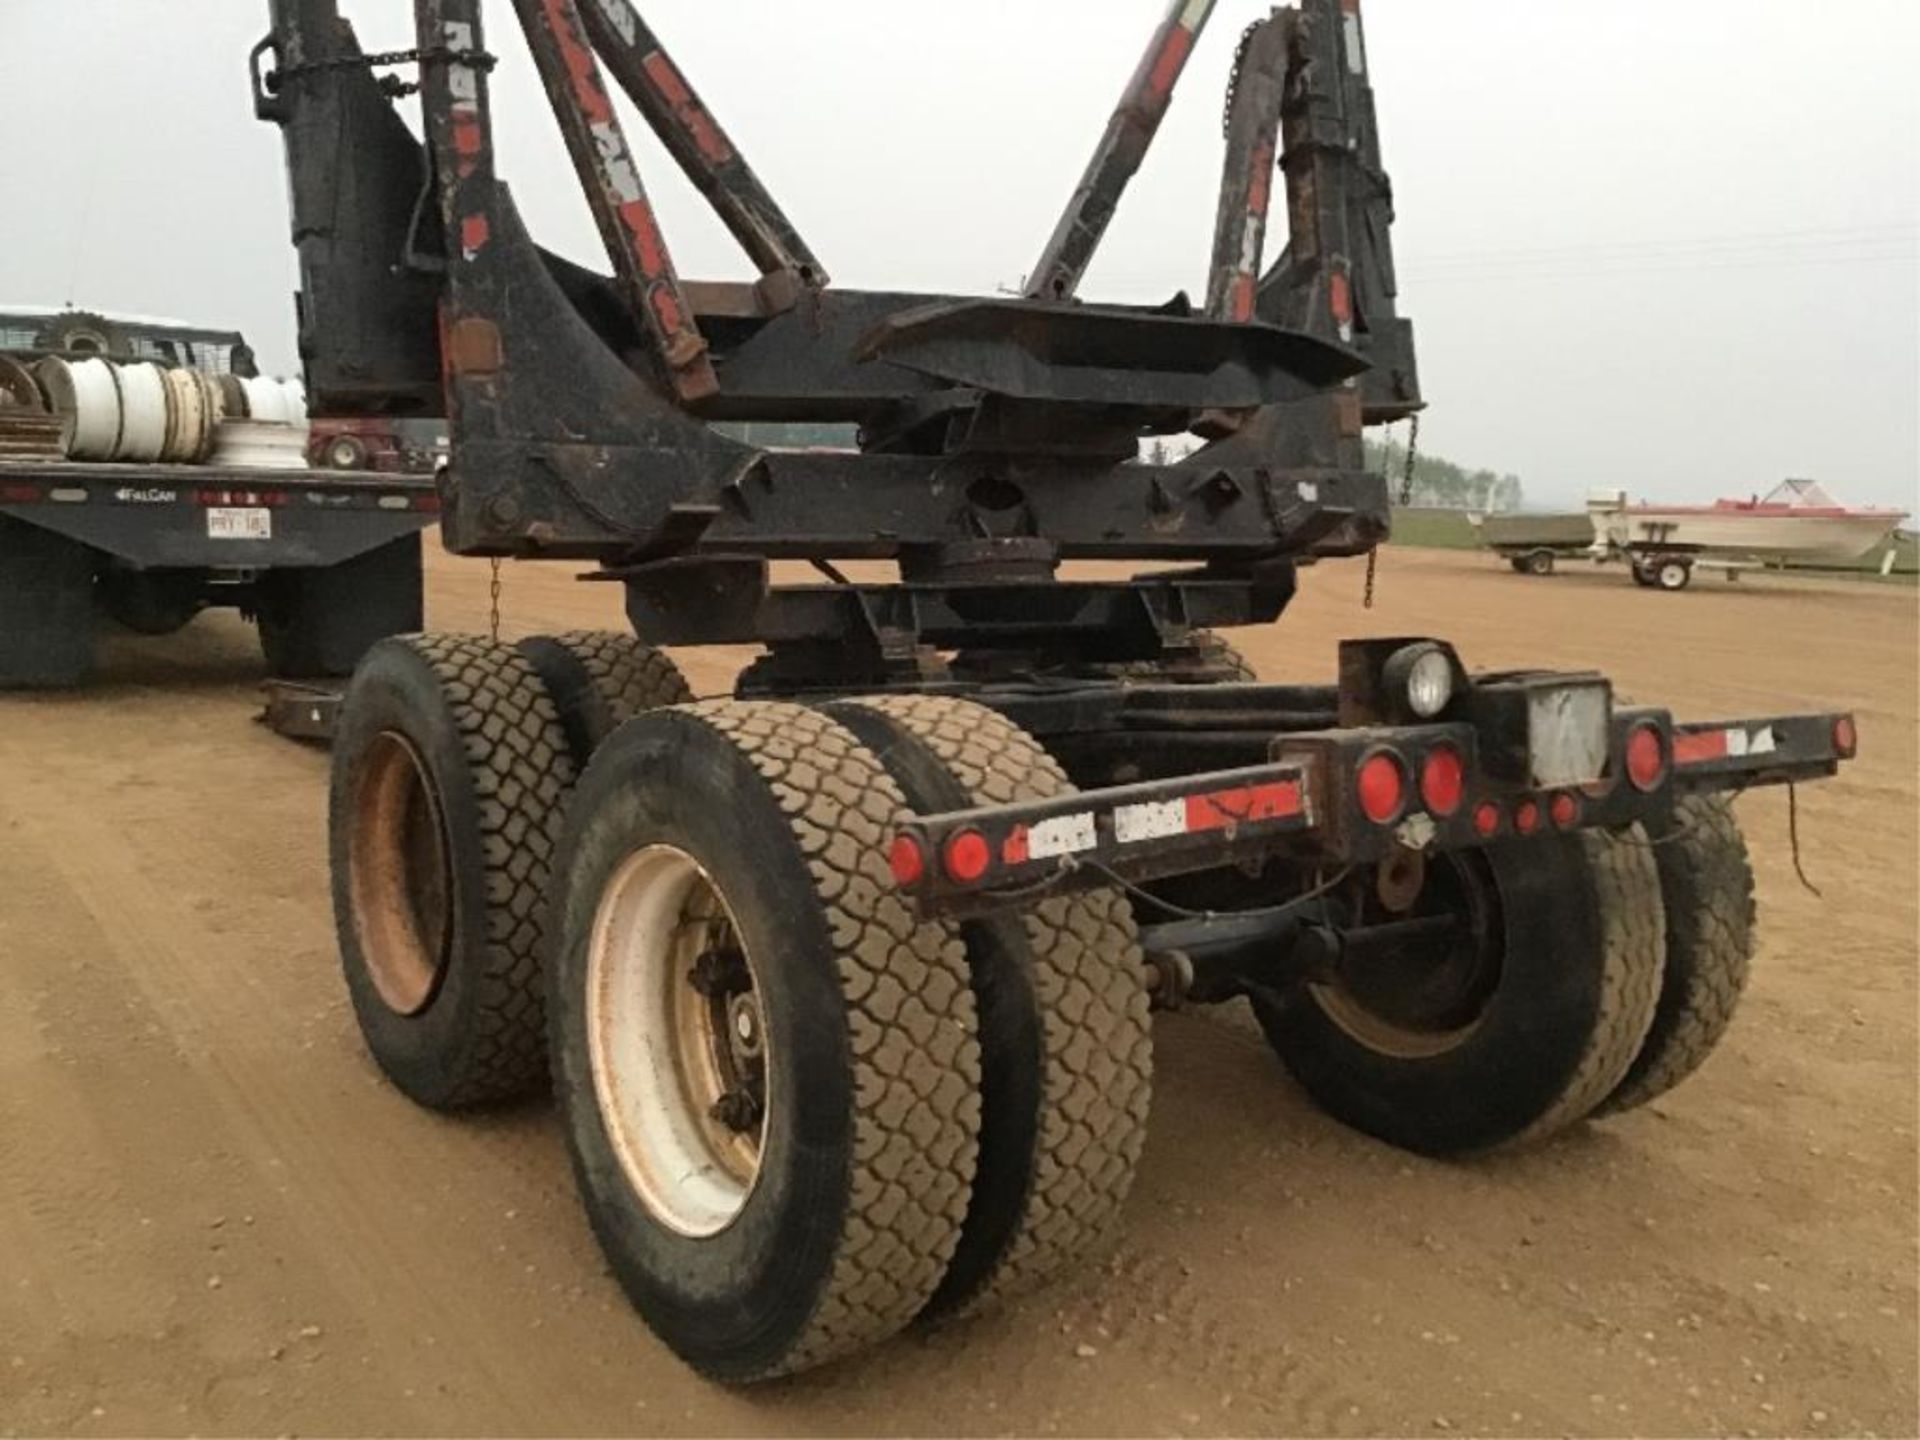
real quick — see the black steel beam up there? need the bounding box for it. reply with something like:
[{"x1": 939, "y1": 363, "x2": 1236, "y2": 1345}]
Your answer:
[
  {"x1": 509, "y1": 0, "x2": 717, "y2": 403},
  {"x1": 1207, "y1": 12, "x2": 1292, "y2": 322},
  {"x1": 1028, "y1": 0, "x2": 1218, "y2": 301},
  {"x1": 575, "y1": 0, "x2": 828, "y2": 295}
]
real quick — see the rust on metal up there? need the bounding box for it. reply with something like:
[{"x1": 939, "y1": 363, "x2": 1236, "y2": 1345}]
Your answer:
[
  {"x1": 1028, "y1": 0, "x2": 1220, "y2": 302},
  {"x1": 511, "y1": 0, "x2": 719, "y2": 403},
  {"x1": 1207, "y1": 13, "x2": 1293, "y2": 323},
  {"x1": 577, "y1": 0, "x2": 829, "y2": 295},
  {"x1": 447, "y1": 316, "x2": 504, "y2": 376}
]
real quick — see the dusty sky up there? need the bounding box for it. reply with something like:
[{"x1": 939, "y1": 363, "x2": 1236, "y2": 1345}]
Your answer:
[{"x1": 2, "y1": 0, "x2": 1915, "y2": 510}]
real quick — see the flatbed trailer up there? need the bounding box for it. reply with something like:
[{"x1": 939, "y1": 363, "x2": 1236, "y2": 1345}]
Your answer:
[
  {"x1": 0, "y1": 457, "x2": 435, "y2": 686},
  {"x1": 251, "y1": 0, "x2": 1860, "y2": 1384}
]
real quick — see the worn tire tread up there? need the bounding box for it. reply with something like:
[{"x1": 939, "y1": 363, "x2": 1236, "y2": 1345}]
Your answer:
[
  {"x1": 399, "y1": 634, "x2": 572, "y2": 1106},
  {"x1": 1509, "y1": 826, "x2": 1666, "y2": 1146},
  {"x1": 843, "y1": 696, "x2": 1153, "y2": 1313},
  {"x1": 549, "y1": 630, "x2": 693, "y2": 717},
  {"x1": 685, "y1": 701, "x2": 981, "y2": 1375},
  {"x1": 1599, "y1": 796, "x2": 1755, "y2": 1114}
]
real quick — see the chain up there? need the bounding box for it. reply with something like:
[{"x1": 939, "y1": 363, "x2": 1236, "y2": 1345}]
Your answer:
[
  {"x1": 1398, "y1": 411, "x2": 1422, "y2": 508},
  {"x1": 1363, "y1": 413, "x2": 1422, "y2": 610},
  {"x1": 270, "y1": 45, "x2": 496, "y2": 100},
  {"x1": 1222, "y1": 19, "x2": 1265, "y2": 137},
  {"x1": 488, "y1": 557, "x2": 503, "y2": 643}
]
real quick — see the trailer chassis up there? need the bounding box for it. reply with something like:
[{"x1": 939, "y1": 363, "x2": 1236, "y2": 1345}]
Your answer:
[{"x1": 256, "y1": 0, "x2": 1861, "y2": 1382}]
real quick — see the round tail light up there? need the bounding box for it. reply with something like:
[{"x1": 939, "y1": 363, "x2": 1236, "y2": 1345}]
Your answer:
[
  {"x1": 1625, "y1": 723, "x2": 1666, "y2": 792},
  {"x1": 1514, "y1": 798, "x2": 1543, "y2": 836},
  {"x1": 890, "y1": 833, "x2": 927, "y2": 888},
  {"x1": 1357, "y1": 751, "x2": 1409, "y2": 825},
  {"x1": 942, "y1": 829, "x2": 992, "y2": 885},
  {"x1": 1420, "y1": 745, "x2": 1467, "y2": 817}
]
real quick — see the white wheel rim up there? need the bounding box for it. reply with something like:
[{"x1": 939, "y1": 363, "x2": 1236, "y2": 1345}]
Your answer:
[
  {"x1": 587, "y1": 845, "x2": 768, "y2": 1239},
  {"x1": 113, "y1": 362, "x2": 169, "y2": 463}
]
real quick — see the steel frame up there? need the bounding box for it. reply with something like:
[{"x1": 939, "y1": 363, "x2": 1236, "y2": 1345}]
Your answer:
[{"x1": 257, "y1": 0, "x2": 1421, "y2": 673}]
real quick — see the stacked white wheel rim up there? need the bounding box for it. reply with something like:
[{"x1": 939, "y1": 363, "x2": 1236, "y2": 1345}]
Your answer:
[
  {"x1": 159, "y1": 367, "x2": 220, "y2": 462},
  {"x1": 210, "y1": 418, "x2": 308, "y2": 469},
  {"x1": 33, "y1": 356, "x2": 123, "y2": 459},
  {"x1": 112, "y1": 362, "x2": 169, "y2": 462}
]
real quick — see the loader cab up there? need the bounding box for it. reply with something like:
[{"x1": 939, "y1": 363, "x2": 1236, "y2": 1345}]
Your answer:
[{"x1": 0, "y1": 307, "x2": 255, "y2": 376}]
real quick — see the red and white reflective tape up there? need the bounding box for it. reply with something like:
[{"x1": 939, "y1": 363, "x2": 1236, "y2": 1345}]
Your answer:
[
  {"x1": 1001, "y1": 812, "x2": 1098, "y2": 867},
  {"x1": 1674, "y1": 725, "x2": 1778, "y2": 766},
  {"x1": 1115, "y1": 778, "x2": 1308, "y2": 845}
]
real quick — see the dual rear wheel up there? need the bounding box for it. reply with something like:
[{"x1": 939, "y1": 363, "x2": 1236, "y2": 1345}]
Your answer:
[
  {"x1": 328, "y1": 628, "x2": 1756, "y2": 1377},
  {"x1": 330, "y1": 646, "x2": 1152, "y2": 1379},
  {"x1": 1251, "y1": 798, "x2": 1755, "y2": 1153}
]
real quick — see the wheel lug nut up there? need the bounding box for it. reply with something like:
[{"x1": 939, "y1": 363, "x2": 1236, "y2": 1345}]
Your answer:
[{"x1": 709, "y1": 1090, "x2": 761, "y2": 1134}]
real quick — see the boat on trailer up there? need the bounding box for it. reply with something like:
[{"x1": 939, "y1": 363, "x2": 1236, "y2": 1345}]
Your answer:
[{"x1": 1590, "y1": 479, "x2": 1909, "y2": 563}]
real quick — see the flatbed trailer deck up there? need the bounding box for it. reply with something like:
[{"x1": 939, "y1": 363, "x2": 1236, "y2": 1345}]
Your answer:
[{"x1": 0, "y1": 457, "x2": 436, "y2": 686}]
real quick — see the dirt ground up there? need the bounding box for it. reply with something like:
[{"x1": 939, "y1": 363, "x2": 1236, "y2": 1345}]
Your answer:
[{"x1": 1, "y1": 546, "x2": 1913, "y2": 1438}]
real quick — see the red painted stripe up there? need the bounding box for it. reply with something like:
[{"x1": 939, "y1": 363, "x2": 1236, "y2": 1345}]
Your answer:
[
  {"x1": 641, "y1": 51, "x2": 735, "y2": 166},
  {"x1": 1229, "y1": 274, "x2": 1257, "y2": 323},
  {"x1": 1247, "y1": 143, "x2": 1273, "y2": 215},
  {"x1": 1329, "y1": 270, "x2": 1354, "y2": 325},
  {"x1": 1185, "y1": 780, "x2": 1304, "y2": 834},
  {"x1": 1148, "y1": 26, "x2": 1195, "y2": 99},
  {"x1": 1001, "y1": 826, "x2": 1030, "y2": 867},
  {"x1": 547, "y1": 0, "x2": 614, "y2": 125},
  {"x1": 1673, "y1": 729, "x2": 1731, "y2": 766}
]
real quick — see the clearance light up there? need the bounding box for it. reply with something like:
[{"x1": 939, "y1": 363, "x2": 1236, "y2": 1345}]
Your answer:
[
  {"x1": 1550, "y1": 792, "x2": 1581, "y2": 830},
  {"x1": 1473, "y1": 802, "x2": 1502, "y2": 839},
  {"x1": 1833, "y1": 716, "x2": 1858, "y2": 758},
  {"x1": 1357, "y1": 751, "x2": 1408, "y2": 825},
  {"x1": 1514, "y1": 799, "x2": 1543, "y2": 836}
]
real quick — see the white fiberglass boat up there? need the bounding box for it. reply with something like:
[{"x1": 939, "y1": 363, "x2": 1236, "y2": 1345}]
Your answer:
[{"x1": 1590, "y1": 479, "x2": 1910, "y2": 562}]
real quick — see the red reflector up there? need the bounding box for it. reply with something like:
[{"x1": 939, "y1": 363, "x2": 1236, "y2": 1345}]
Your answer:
[
  {"x1": 1420, "y1": 746, "x2": 1466, "y2": 817},
  {"x1": 889, "y1": 834, "x2": 926, "y2": 889},
  {"x1": 1357, "y1": 751, "x2": 1407, "y2": 825},
  {"x1": 1833, "y1": 715, "x2": 1857, "y2": 757},
  {"x1": 942, "y1": 829, "x2": 991, "y2": 885},
  {"x1": 412, "y1": 492, "x2": 442, "y2": 513},
  {"x1": 1514, "y1": 799, "x2": 1543, "y2": 836},
  {"x1": 1473, "y1": 802, "x2": 1502, "y2": 839},
  {"x1": 1550, "y1": 792, "x2": 1580, "y2": 830},
  {"x1": 1626, "y1": 724, "x2": 1666, "y2": 791},
  {"x1": 0, "y1": 484, "x2": 41, "y2": 504}
]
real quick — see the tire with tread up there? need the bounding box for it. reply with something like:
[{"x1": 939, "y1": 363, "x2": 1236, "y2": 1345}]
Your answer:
[
  {"x1": 0, "y1": 514, "x2": 93, "y2": 688},
  {"x1": 1254, "y1": 827, "x2": 1665, "y2": 1154},
  {"x1": 1598, "y1": 795, "x2": 1755, "y2": 1115},
  {"x1": 518, "y1": 630, "x2": 692, "y2": 764},
  {"x1": 548, "y1": 701, "x2": 982, "y2": 1381},
  {"x1": 329, "y1": 634, "x2": 575, "y2": 1109},
  {"x1": 830, "y1": 695, "x2": 1153, "y2": 1319}
]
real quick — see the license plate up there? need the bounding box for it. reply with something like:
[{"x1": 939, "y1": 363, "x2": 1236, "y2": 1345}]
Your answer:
[
  {"x1": 207, "y1": 507, "x2": 271, "y2": 540},
  {"x1": 1528, "y1": 682, "x2": 1611, "y2": 787}
]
